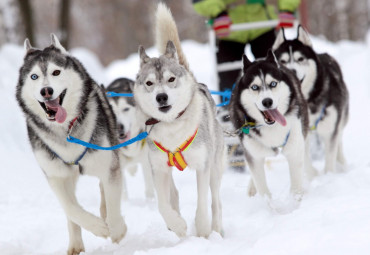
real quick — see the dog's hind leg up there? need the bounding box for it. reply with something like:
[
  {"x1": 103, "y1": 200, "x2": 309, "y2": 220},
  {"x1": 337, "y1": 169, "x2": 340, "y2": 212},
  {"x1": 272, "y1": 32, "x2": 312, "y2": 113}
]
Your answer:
[
  {"x1": 337, "y1": 133, "x2": 346, "y2": 167},
  {"x1": 153, "y1": 168, "x2": 187, "y2": 237},
  {"x1": 323, "y1": 134, "x2": 339, "y2": 173},
  {"x1": 195, "y1": 168, "x2": 211, "y2": 237},
  {"x1": 99, "y1": 182, "x2": 107, "y2": 220},
  {"x1": 67, "y1": 219, "x2": 84, "y2": 255},
  {"x1": 100, "y1": 166, "x2": 127, "y2": 243},
  {"x1": 47, "y1": 176, "x2": 109, "y2": 238}
]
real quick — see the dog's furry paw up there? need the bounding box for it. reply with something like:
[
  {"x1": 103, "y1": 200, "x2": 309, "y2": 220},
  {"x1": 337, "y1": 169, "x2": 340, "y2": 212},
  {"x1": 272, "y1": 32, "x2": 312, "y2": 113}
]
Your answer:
[
  {"x1": 67, "y1": 245, "x2": 85, "y2": 255},
  {"x1": 306, "y1": 166, "x2": 318, "y2": 181},
  {"x1": 108, "y1": 217, "x2": 127, "y2": 243},
  {"x1": 195, "y1": 216, "x2": 211, "y2": 237},
  {"x1": 247, "y1": 181, "x2": 257, "y2": 197},
  {"x1": 88, "y1": 217, "x2": 109, "y2": 238},
  {"x1": 167, "y1": 215, "x2": 187, "y2": 237}
]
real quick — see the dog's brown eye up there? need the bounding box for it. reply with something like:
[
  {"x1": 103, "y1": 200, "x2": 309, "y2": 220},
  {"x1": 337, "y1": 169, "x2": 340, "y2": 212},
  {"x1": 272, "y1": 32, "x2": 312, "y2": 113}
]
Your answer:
[
  {"x1": 146, "y1": 81, "x2": 153, "y2": 86},
  {"x1": 280, "y1": 60, "x2": 287, "y2": 64},
  {"x1": 52, "y1": 70, "x2": 61, "y2": 76},
  {"x1": 168, "y1": 77, "x2": 175, "y2": 82},
  {"x1": 297, "y1": 57, "x2": 304, "y2": 62}
]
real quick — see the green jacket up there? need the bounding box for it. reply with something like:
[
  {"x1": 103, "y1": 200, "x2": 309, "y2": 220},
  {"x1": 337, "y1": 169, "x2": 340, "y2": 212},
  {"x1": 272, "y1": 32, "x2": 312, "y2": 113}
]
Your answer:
[{"x1": 193, "y1": 0, "x2": 300, "y2": 43}]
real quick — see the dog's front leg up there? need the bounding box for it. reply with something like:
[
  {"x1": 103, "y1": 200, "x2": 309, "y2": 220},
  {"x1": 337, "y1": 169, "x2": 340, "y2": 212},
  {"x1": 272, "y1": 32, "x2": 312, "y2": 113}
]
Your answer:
[
  {"x1": 304, "y1": 135, "x2": 318, "y2": 181},
  {"x1": 141, "y1": 151, "x2": 155, "y2": 199},
  {"x1": 247, "y1": 158, "x2": 271, "y2": 198},
  {"x1": 210, "y1": 159, "x2": 223, "y2": 235},
  {"x1": 154, "y1": 169, "x2": 187, "y2": 237},
  {"x1": 284, "y1": 137, "x2": 305, "y2": 198},
  {"x1": 195, "y1": 168, "x2": 211, "y2": 237},
  {"x1": 47, "y1": 176, "x2": 109, "y2": 242},
  {"x1": 67, "y1": 219, "x2": 84, "y2": 255},
  {"x1": 100, "y1": 167, "x2": 127, "y2": 243}
]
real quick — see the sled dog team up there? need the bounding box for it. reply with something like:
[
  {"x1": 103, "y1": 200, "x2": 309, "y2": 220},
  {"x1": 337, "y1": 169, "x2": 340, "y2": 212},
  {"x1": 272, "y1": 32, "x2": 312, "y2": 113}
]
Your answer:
[{"x1": 16, "y1": 3, "x2": 348, "y2": 254}]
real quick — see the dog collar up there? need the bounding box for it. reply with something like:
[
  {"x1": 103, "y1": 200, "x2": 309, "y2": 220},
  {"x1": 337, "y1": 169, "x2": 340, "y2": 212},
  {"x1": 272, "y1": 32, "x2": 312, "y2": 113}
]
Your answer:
[
  {"x1": 153, "y1": 128, "x2": 198, "y2": 171},
  {"x1": 145, "y1": 108, "x2": 187, "y2": 126},
  {"x1": 68, "y1": 116, "x2": 79, "y2": 132}
]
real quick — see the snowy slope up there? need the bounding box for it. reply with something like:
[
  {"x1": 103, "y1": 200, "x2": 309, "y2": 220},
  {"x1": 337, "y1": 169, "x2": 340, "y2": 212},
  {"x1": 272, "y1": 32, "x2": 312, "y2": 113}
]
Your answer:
[{"x1": 1, "y1": 32, "x2": 370, "y2": 255}]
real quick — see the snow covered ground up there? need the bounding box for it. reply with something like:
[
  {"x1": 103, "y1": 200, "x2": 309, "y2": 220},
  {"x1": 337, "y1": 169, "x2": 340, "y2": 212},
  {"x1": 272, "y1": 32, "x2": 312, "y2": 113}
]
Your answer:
[{"x1": 1, "y1": 30, "x2": 370, "y2": 255}]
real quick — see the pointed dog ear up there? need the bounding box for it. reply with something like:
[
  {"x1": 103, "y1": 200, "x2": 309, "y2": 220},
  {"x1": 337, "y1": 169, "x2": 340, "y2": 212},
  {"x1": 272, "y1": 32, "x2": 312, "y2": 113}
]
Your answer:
[
  {"x1": 23, "y1": 38, "x2": 35, "y2": 56},
  {"x1": 139, "y1": 45, "x2": 150, "y2": 67},
  {"x1": 242, "y1": 54, "x2": 252, "y2": 73},
  {"x1": 50, "y1": 33, "x2": 68, "y2": 54},
  {"x1": 297, "y1": 25, "x2": 312, "y2": 47},
  {"x1": 164, "y1": 40, "x2": 178, "y2": 61},
  {"x1": 266, "y1": 49, "x2": 280, "y2": 68},
  {"x1": 272, "y1": 28, "x2": 286, "y2": 50}
]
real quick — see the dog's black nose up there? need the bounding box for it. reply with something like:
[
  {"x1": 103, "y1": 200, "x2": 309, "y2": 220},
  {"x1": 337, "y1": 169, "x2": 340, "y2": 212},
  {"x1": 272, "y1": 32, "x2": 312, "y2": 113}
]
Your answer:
[
  {"x1": 291, "y1": 69, "x2": 297, "y2": 76},
  {"x1": 156, "y1": 93, "x2": 168, "y2": 105},
  {"x1": 262, "y1": 98, "x2": 273, "y2": 108},
  {"x1": 40, "y1": 87, "x2": 54, "y2": 98},
  {"x1": 118, "y1": 123, "x2": 125, "y2": 133}
]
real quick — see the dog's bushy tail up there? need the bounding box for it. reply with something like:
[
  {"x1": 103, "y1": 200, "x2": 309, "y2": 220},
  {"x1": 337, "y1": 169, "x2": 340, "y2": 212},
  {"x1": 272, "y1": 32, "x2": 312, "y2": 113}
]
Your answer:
[{"x1": 155, "y1": 3, "x2": 190, "y2": 71}]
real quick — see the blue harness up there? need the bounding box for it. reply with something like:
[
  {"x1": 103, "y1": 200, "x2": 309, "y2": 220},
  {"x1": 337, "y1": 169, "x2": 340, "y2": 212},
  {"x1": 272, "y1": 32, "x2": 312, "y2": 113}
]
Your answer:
[{"x1": 310, "y1": 105, "x2": 326, "y2": 131}]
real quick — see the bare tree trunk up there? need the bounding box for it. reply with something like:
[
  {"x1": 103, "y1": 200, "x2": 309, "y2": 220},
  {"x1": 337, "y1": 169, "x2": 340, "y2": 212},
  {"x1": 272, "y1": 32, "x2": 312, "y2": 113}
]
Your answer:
[
  {"x1": 59, "y1": 0, "x2": 70, "y2": 48},
  {"x1": 17, "y1": 0, "x2": 34, "y2": 43}
]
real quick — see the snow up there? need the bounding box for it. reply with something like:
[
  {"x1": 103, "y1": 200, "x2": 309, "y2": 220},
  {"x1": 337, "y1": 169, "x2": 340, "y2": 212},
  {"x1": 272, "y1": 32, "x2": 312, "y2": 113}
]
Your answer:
[{"x1": 1, "y1": 31, "x2": 370, "y2": 255}]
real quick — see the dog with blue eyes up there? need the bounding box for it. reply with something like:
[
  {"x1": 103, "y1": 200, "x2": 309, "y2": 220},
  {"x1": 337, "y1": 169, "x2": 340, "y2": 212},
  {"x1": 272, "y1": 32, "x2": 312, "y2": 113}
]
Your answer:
[{"x1": 229, "y1": 51, "x2": 309, "y2": 200}]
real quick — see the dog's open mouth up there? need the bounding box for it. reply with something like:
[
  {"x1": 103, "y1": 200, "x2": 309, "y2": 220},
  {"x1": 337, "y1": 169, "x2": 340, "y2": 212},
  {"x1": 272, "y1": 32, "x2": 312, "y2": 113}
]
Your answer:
[
  {"x1": 119, "y1": 131, "x2": 130, "y2": 143},
  {"x1": 39, "y1": 89, "x2": 67, "y2": 123},
  {"x1": 260, "y1": 108, "x2": 287, "y2": 126},
  {"x1": 159, "y1": 105, "x2": 172, "y2": 113}
]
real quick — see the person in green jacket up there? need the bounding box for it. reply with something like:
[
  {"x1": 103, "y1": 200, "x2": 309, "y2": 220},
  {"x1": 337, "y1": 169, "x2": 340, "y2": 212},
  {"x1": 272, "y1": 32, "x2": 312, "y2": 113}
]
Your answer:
[
  {"x1": 193, "y1": 0, "x2": 301, "y2": 91},
  {"x1": 194, "y1": 0, "x2": 300, "y2": 172}
]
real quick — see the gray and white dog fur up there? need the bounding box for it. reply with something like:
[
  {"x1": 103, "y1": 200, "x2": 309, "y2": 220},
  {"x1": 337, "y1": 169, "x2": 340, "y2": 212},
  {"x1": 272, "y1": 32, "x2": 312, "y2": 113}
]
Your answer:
[
  {"x1": 272, "y1": 26, "x2": 349, "y2": 175},
  {"x1": 229, "y1": 51, "x2": 309, "y2": 198},
  {"x1": 106, "y1": 78, "x2": 155, "y2": 199},
  {"x1": 133, "y1": 3, "x2": 224, "y2": 237},
  {"x1": 16, "y1": 35, "x2": 126, "y2": 255}
]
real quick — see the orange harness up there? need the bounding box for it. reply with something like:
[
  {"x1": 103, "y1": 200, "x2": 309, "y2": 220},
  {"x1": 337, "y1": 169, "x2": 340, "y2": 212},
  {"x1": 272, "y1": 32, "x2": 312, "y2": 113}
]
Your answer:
[{"x1": 153, "y1": 128, "x2": 198, "y2": 171}]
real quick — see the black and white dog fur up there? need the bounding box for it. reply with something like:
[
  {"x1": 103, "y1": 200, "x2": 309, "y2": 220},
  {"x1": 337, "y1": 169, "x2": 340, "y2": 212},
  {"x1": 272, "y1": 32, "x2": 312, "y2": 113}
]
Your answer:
[
  {"x1": 16, "y1": 35, "x2": 126, "y2": 254},
  {"x1": 133, "y1": 3, "x2": 224, "y2": 237},
  {"x1": 272, "y1": 26, "x2": 349, "y2": 174},
  {"x1": 229, "y1": 51, "x2": 309, "y2": 198},
  {"x1": 106, "y1": 78, "x2": 155, "y2": 199}
]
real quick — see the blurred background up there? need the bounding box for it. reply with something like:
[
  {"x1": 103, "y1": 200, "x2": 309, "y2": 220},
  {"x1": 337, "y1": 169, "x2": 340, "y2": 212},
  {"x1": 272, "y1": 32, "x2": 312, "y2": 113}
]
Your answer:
[{"x1": 0, "y1": 0, "x2": 369, "y2": 65}]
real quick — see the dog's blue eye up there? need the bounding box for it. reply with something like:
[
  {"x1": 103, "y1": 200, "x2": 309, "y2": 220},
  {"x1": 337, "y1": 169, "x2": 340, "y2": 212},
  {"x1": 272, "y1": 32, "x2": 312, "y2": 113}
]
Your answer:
[
  {"x1": 251, "y1": 85, "x2": 259, "y2": 91},
  {"x1": 270, "y1": 81, "x2": 277, "y2": 87},
  {"x1": 31, "y1": 74, "x2": 38, "y2": 80}
]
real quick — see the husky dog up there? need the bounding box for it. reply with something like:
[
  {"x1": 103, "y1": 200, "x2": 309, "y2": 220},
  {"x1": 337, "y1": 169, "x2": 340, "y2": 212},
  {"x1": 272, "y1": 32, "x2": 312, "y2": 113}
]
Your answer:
[
  {"x1": 106, "y1": 78, "x2": 155, "y2": 199},
  {"x1": 229, "y1": 51, "x2": 309, "y2": 198},
  {"x1": 16, "y1": 35, "x2": 126, "y2": 254},
  {"x1": 133, "y1": 3, "x2": 224, "y2": 237},
  {"x1": 272, "y1": 26, "x2": 349, "y2": 174}
]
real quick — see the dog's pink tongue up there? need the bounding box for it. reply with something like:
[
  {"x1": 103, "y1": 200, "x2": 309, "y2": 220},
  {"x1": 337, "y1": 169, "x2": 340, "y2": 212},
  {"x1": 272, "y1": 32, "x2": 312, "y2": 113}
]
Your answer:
[
  {"x1": 265, "y1": 108, "x2": 286, "y2": 126},
  {"x1": 45, "y1": 99, "x2": 67, "y2": 123}
]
